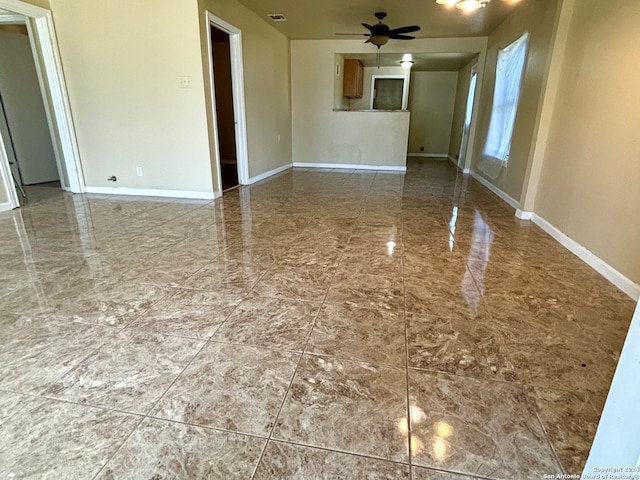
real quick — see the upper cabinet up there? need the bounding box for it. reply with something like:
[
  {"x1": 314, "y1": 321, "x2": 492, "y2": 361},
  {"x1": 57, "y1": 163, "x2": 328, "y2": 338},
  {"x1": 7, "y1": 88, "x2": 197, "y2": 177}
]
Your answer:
[{"x1": 343, "y1": 59, "x2": 364, "y2": 99}]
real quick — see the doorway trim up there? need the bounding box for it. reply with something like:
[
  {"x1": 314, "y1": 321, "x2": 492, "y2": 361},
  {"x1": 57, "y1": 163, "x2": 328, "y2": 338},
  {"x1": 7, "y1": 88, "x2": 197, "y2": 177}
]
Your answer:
[
  {"x1": 205, "y1": 12, "x2": 249, "y2": 196},
  {"x1": 0, "y1": 0, "x2": 84, "y2": 209}
]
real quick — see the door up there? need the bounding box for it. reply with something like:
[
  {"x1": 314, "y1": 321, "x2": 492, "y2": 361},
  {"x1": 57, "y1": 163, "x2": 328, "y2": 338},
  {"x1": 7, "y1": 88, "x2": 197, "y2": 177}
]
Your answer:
[
  {"x1": 458, "y1": 66, "x2": 478, "y2": 169},
  {"x1": 0, "y1": 25, "x2": 59, "y2": 186},
  {"x1": 210, "y1": 25, "x2": 238, "y2": 191}
]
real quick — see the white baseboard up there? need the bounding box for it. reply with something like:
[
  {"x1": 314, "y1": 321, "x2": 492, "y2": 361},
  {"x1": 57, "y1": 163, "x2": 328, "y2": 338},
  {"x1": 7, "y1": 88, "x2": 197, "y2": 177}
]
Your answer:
[
  {"x1": 407, "y1": 153, "x2": 448, "y2": 158},
  {"x1": 469, "y1": 171, "x2": 519, "y2": 210},
  {"x1": 447, "y1": 155, "x2": 458, "y2": 166},
  {"x1": 515, "y1": 209, "x2": 533, "y2": 220},
  {"x1": 532, "y1": 213, "x2": 640, "y2": 300},
  {"x1": 84, "y1": 186, "x2": 215, "y2": 200},
  {"x1": 292, "y1": 162, "x2": 406, "y2": 172},
  {"x1": 463, "y1": 168, "x2": 471, "y2": 174},
  {"x1": 0, "y1": 201, "x2": 13, "y2": 212},
  {"x1": 246, "y1": 163, "x2": 292, "y2": 185}
]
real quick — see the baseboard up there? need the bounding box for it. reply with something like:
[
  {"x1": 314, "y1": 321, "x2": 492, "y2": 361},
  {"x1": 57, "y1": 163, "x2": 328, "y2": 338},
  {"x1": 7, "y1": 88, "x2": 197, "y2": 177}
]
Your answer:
[
  {"x1": 407, "y1": 153, "x2": 448, "y2": 158},
  {"x1": 515, "y1": 209, "x2": 533, "y2": 220},
  {"x1": 0, "y1": 201, "x2": 13, "y2": 212},
  {"x1": 246, "y1": 163, "x2": 292, "y2": 185},
  {"x1": 447, "y1": 155, "x2": 458, "y2": 166},
  {"x1": 292, "y1": 162, "x2": 407, "y2": 172},
  {"x1": 463, "y1": 168, "x2": 471, "y2": 174},
  {"x1": 469, "y1": 171, "x2": 519, "y2": 210},
  {"x1": 84, "y1": 186, "x2": 215, "y2": 200},
  {"x1": 532, "y1": 213, "x2": 640, "y2": 300}
]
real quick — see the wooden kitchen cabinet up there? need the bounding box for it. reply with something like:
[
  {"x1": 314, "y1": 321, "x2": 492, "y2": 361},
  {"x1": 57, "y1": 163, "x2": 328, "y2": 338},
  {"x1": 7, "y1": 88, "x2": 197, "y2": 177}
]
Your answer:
[{"x1": 343, "y1": 59, "x2": 364, "y2": 99}]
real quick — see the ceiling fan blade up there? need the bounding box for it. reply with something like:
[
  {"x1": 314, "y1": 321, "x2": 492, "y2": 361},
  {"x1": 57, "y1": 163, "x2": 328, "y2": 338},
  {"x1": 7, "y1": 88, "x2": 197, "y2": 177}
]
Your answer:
[
  {"x1": 362, "y1": 23, "x2": 374, "y2": 31},
  {"x1": 388, "y1": 25, "x2": 420, "y2": 35},
  {"x1": 335, "y1": 33, "x2": 371, "y2": 36},
  {"x1": 390, "y1": 34, "x2": 415, "y2": 40}
]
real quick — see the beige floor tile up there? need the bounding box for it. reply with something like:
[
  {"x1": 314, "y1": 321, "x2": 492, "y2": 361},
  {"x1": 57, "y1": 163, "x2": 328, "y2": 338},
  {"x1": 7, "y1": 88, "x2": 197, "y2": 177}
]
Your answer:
[
  {"x1": 152, "y1": 342, "x2": 299, "y2": 436},
  {"x1": 273, "y1": 355, "x2": 408, "y2": 462},
  {"x1": 97, "y1": 417, "x2": 265, "y2": 479},
  {"x1": 408, "y1": 369, "x2": 561, "y2": 479},
  {"x1": 254, "y1": 441, "x2": 411, "y2": 479}
]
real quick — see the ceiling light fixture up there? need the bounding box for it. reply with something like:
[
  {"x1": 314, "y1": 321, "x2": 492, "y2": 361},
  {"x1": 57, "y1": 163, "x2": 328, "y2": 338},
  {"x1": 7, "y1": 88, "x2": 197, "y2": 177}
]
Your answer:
[
  {"x1": 436, "y1": 0, "x2": 491, "y2": 11},
  {"x1": 400, "y1": 60, "x2": 415, "y2": 68}
]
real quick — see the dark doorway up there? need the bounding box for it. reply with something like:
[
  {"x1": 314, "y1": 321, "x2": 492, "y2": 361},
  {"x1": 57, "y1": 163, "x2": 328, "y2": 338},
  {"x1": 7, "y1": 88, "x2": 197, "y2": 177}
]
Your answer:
[{"x1": 210, "y1": 26, "x2": 238, "y2": 191}]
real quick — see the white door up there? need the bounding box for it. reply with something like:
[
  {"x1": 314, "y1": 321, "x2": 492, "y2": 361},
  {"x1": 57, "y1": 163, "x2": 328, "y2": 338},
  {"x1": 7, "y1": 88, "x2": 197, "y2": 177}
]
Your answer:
[
  {"x1": 584, "y1": 299, "x2": 640, "y2": 473},
  {"x1": 458, "y1": 66, "x2": 478, "y2": 169}
]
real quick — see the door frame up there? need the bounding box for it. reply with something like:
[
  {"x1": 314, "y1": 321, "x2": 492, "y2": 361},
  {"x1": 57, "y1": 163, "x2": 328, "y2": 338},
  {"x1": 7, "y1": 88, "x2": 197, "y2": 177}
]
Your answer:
[
  {"x1": 458, "y1": 64, "x2": 478, "y2": 169},
  {"x1": 205, "y1": 12, "x2": 249, "y2": 196},
  {"x1": 0, "y1": 0, "x2": 84, "y2": 209}
]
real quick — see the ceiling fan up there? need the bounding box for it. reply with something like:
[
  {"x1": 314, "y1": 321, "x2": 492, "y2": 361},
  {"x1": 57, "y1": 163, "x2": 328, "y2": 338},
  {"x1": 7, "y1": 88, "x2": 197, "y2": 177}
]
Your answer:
[{"x1": 336, "y1": 12, "x2": 421, "y2": 49}]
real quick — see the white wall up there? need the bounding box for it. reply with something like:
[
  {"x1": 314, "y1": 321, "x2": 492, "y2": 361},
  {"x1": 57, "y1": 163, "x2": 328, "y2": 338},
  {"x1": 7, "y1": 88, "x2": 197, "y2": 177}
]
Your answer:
[
  {"x1": 49, "y1": 0, "x2": 214, "y2": 195},
  {"x1": 0, "y1": 28, "x2": 58, "y2": 185},
  {"x1": 585, "y1": 300, "x2": 640, "y2": 472},
  {"x1": 291, "y1": 37, "x2": 486, "y2": 168},
  {"x1": 407, "y1": 71, "x2": 458, "y2": 156}
]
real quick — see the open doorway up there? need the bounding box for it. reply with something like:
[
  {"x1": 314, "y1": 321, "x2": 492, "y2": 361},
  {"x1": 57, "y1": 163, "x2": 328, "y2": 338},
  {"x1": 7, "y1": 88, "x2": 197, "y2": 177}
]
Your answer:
[
  {"x1": 205, "y1": 12, "x2": 249, "y2": 197},
  {"x1": 0, "y1": 22, "x2": 59, "y2": 200},
  {"x1": 458, "y1": 65, "x2": 478, "y2": 169},
  {"x1": 210, "y1": 26, "x2": 238, "y2": 191},
  {"x1": 0, "y1": 0, "x2": 84, "y2": 211}
]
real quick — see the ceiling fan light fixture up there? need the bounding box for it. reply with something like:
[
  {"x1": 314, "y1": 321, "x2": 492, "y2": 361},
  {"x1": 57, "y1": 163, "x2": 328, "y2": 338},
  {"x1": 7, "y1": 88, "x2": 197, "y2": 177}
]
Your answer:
[
  {"x1": 369, "y1": 35, "x2": 390, "y2": 47},
  {"x1": 454, "y1": 0, "x2": 491, "y2": 11},
  {"x1": 400, "y1": 60, "x2": 415, "y2": 68},
  {"x1": 435, "y1": 0, "x2": 459, "y2": 5}
]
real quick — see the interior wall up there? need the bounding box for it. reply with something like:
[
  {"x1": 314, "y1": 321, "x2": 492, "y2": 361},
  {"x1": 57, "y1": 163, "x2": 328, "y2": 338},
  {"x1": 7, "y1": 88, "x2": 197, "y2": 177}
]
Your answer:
[
  {"x1": 407, "y1": 71, "x2": 458, "y2": 156},
  {"x1": 0, "y1": 28, "x2": 58, "y2": 185},
  {"x1": 350, "y1": 66, "x2": 407, "y2": 111},
  {"x1": 47, "y1": 0, "x2": 213, "y2": 194},
  {"x1": 198, "y1": 0, "x2": 292, "y2": 183},
  {"x1": 534, "y1": 0, "x2": 640, "y2": 286},
  {"x1": 291, "y1": 37, "x2": 487, "y2": 167},
  {"x1": 470, "y1": 0, "x2": 560, "y2": 201},
  {"x1": 448, "y1": 57, "x2": 477, "y2": 161}
]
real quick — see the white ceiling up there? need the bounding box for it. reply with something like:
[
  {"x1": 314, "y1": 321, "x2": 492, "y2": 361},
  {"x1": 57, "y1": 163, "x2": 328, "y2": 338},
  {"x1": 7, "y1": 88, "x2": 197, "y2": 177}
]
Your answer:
[{"x1": 237, "y1": 0, "x2": 526, "y2": 40}]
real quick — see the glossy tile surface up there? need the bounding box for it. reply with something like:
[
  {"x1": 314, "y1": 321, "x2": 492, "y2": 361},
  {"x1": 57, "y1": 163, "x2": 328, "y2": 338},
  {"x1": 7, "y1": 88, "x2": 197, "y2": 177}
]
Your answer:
[{"x1": 0, "y1": 160, "x2": 635, "y2": 478}]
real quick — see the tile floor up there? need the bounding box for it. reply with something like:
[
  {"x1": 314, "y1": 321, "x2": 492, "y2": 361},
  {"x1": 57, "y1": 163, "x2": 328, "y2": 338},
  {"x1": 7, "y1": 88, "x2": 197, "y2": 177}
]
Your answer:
[{"x1": 0, "y1": 158, "x2": 635, "y2": 479}]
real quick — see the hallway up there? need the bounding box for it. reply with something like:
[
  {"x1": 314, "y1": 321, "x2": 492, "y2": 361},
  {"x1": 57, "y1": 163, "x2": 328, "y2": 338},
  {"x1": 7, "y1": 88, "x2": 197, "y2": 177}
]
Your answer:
[{"x1": 0, "y1": 158, "x2": 634, "y2": 479}]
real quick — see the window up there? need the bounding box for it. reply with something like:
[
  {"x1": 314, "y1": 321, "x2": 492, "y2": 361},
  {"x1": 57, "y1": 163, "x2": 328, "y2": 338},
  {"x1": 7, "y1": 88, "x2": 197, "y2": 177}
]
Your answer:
[
  {"x1": 483, "y1": 33, "x2": 529, "y2": 163},
  {"x1": 370, "y1": 75, "x2": 409, "y2": 110}
]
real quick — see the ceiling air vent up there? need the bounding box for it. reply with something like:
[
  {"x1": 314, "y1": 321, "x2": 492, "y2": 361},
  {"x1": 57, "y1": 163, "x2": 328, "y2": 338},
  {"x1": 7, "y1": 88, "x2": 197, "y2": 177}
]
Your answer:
[{"x1": 267, "y1": 13, "x2": 287, "y2": 22}]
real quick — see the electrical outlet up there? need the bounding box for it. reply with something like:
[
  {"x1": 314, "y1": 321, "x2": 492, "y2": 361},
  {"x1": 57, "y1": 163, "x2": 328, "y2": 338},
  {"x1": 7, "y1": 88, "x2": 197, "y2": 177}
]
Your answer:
[
  {"x1": 178, "y1": 76, "x2": 192, "y2": 89},
  {"x1": 136, "y1": 166, "x2": 143, "y2": 177},
  {"x1": 420, "y1": 146, "x2": 424, "y2": 152}
]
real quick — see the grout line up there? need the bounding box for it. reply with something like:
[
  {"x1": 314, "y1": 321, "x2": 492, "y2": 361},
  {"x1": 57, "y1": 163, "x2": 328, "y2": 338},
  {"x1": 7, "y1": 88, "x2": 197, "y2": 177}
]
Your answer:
[
  {"x1": 401, "y1": 225, "x2": 414, "y2": 480},
  {"x1": 249, "y1": 241, "x2": 346, "y2": 479}
]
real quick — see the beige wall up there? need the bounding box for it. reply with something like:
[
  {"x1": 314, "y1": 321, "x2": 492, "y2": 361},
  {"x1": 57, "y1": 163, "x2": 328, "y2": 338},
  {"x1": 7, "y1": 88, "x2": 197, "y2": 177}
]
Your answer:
[
  {"x1": 449, "y1": 57, "x2": 477, "y2": 161},
  {"x1": 49, "y1": 0, "x2": 213, "y2": 194},
  {"x1": 534, "y1": 0, "x2": 640, "y2": 284},
  {"x1": 198, "y1": 0, "x2": 292, "y2": 183},
  {"x1": 470, "y1": 0, "x2": 559, "y2": 201},
  {"x1": 407, "y1": 71, "x2": 458, "y2": 155},
  {"x1": 291, "y1": 37, "x2": 486, "y2": 167}
]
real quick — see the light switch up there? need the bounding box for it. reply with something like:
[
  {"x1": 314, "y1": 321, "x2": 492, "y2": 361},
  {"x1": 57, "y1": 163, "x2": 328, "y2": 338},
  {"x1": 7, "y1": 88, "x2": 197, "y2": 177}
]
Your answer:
[{"x1": 178, "y1": 76, "x2": 192, "y2": 89}]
